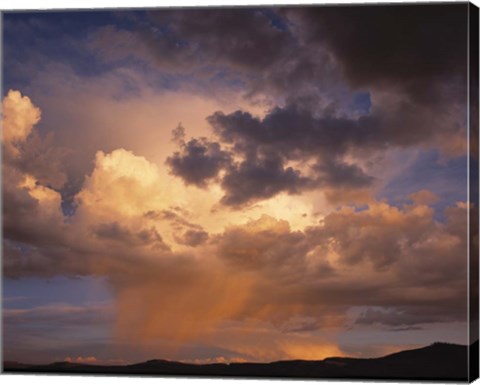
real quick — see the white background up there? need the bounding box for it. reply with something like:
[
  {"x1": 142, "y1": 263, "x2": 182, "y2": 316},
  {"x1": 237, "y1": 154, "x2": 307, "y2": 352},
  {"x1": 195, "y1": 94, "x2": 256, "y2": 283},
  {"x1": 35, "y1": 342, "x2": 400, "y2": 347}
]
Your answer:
[
  {"x1": 0, "y1": 0, "x2": 479, "y2": 385},
  {"x1": 2, "y1": 0, "x2": 475, "y2": 11}
]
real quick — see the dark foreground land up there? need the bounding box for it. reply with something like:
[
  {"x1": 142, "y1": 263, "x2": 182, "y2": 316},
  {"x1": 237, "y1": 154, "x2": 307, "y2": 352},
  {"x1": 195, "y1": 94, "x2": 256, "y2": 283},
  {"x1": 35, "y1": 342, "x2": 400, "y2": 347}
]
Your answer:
[{"x1": 4, "y1": 342, "x2": 473, "y2": 381}]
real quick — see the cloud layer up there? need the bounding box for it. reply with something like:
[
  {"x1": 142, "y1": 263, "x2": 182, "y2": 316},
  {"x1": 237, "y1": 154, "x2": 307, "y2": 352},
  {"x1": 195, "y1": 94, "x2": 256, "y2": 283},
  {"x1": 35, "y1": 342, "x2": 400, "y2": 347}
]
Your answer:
[
  {"x1": 2, "y1": 3, "x2": 471, "y2": 364},
  {"x1": 3, "y1": 89, "x2": 468, "y2": 361}
]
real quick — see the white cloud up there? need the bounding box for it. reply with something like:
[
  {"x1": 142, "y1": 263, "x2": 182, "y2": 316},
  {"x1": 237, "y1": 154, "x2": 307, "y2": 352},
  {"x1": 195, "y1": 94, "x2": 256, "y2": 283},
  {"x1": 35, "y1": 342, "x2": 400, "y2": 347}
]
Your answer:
[{"x1": 2, "y1": 89, "x2": 41, "y2": 155}]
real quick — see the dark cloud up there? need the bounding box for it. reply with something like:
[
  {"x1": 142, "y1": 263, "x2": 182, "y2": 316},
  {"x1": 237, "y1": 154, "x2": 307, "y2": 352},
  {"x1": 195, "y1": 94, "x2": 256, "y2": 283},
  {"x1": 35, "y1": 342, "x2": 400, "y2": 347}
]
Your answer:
[
  {"x1": 92, "y1": 222, "x2": 169, "y2": 249},
  {"x1": 203, "y1": 93, "x2": 463, "y2": 204},
  {"x1": 8, "y1": 131, "x2": 68, "y2": 190},
  {"x1": 215, "y1": 215, "x2": 310, "y2": 274},
  {"x1": 90, "y1": 4, "x2": 468, "y2": 112},
  {"x1": 208, "y1": 100, "x2": 460, "y2": 159},
  {"x1": 313, "y1": 159, "x2": 374, "y2": 189},
  {"x1": 164, "y1": 94, "x2": 458, "y2": 206},
  {"x1": 220, "y1": 153, "x2": 312, "y2": 206},
  {"x1": 90, "y1": 5, "x2": 468, "y2": 207},
  {"x1": 147, "y1": 8, "x2": 293, "y2": 72},
  {"x1": 285, "y1": 3, "x2": 468, "y2": 105},
  {"x1": 355, "y1": 306, "x2": 465, "y2": 328},
  {"x1": 90, "y1": 8, "x2": 340, "y2": 106},
  {"x1": 166, "y1": 137, "x2": 231, "y2": 187},
  {"x1": 3, "y1": 238, "x2": 92, "y2": 279},
  {"x1": 166, "y1": 107, "x2": 376, "y2": 206},
  {"x1": 2, "y1": 167, "x2": 65, "y2": 250},
  {"x1": 174, "y1": 229, "x2": 209, "y2": 247},
  {"x1": 208, "y1": 106, "x2": 379, "y2": 159},
  {"x1": 3, "y1": 302, "x2": 115, "y2": 364},
  {"x1": 171, "y1": 123, "x2": 186, "y2": 144},
  {"x1": 90, "y1": 8, "x2": 291, "y2": 79},
  {"x1": 204, "y1": 105, "x2": 379, "y2": 205}
]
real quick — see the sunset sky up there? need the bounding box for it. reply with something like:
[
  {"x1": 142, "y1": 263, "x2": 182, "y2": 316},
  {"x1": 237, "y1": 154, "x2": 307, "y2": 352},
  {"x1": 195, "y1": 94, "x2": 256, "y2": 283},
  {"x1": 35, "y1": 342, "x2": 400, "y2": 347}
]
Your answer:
[{"x1": 2, "y1": 3, "x2": 472, "y2": 365}]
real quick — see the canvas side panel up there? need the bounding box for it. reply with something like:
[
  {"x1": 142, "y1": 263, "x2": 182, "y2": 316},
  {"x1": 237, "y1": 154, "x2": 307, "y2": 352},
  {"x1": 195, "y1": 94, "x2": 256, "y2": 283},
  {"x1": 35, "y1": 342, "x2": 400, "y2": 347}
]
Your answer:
[
  {"x1": 0, "y1": 9, "x2": 3, "y2": 375},
  {"x1": 469, "y1": 2, "x2": 479, "y2": 383}
]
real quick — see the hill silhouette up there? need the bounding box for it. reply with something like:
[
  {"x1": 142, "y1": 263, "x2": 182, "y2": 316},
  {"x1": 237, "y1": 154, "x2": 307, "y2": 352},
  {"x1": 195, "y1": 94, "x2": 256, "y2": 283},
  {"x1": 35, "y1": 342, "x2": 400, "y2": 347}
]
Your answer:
[{"x1": 4, "y1": 342, "x2": 473, "y2": 381}]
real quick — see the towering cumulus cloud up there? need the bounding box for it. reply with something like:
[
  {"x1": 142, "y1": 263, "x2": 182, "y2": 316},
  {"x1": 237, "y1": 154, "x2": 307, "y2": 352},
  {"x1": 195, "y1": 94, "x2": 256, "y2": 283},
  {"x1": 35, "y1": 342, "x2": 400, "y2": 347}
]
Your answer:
[
  {"x1": 2, "y1": 90, "x2": 41, "y2": 157},
  {"x1": 2, "y1": 3, "x2": 471, "y2": 365}
]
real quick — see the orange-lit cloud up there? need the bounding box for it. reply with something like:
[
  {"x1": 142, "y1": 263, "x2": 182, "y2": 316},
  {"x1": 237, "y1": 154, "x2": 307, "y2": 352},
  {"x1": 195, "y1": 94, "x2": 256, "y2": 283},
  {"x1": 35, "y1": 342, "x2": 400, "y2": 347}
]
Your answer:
[
  {"x1": 2, "y1": 89, "x2": 469, "y2": 363},
  {"x1": 2, "y1": 90, "x2": 41, "y2": 156}
]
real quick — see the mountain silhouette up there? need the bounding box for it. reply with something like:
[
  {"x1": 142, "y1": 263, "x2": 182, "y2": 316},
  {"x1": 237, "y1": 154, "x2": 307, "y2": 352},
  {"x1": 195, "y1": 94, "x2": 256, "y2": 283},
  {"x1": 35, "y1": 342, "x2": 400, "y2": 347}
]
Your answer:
[{"x1": 4, "y1": 342, "x2": 475, "y2": 381}]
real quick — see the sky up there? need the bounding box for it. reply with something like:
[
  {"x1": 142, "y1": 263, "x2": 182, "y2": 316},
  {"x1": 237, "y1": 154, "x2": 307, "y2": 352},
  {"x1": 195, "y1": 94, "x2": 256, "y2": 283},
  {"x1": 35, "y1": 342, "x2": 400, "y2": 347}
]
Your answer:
[{"x1": 1, "y1": 3, "x2": 473, "y2": 366}]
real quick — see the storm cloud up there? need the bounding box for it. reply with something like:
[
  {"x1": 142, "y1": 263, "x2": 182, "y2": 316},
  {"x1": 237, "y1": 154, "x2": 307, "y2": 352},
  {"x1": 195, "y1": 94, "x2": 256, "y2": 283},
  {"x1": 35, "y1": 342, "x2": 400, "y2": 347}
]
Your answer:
[
  {"x1": 89, "y1": 5, "x2": 468, "y2": 208},
  {"x1": 285, "y1": 4, "x2": 468, "y2": 106},
  {"x1": 2, "y1": 2, "x2": 473, "y2": 364},
  {"x1": 166, "y1": 136, "x2": 231, "y2": 187}
]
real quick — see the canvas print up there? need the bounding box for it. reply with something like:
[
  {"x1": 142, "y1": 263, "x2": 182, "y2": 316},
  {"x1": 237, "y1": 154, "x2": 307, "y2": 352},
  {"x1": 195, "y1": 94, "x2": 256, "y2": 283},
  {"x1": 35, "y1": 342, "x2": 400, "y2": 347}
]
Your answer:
[{"x1": 1, "y1": 1, "x2": 479, "y2": 382}]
